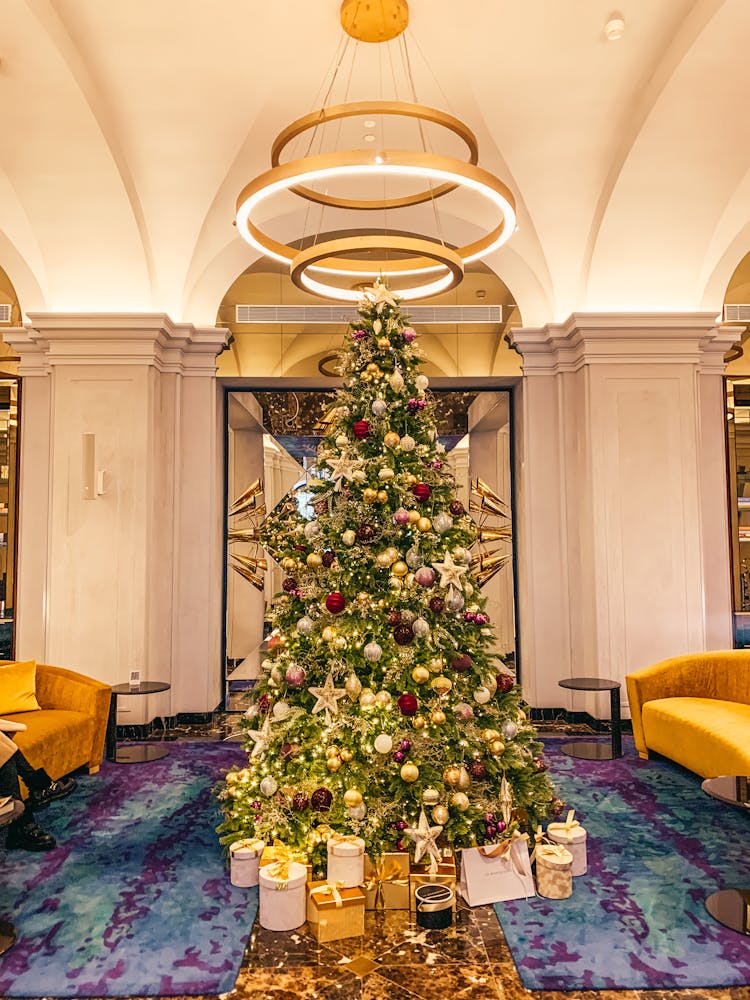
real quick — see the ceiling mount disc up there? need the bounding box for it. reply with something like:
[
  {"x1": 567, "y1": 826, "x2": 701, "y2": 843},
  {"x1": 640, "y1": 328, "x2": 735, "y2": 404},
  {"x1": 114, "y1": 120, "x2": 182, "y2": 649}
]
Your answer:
[{"x1": 340, "y1": 0, "x2": 409, "y2": 43}]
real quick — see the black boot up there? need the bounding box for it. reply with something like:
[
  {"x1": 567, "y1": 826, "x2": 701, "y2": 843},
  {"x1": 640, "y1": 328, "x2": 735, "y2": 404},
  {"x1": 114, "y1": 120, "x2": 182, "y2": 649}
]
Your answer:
[
  {"x1": 28, "y1": 776, "x2": 77, "y2": 811},
  {"x1": 6, "y1": 817, "x2": 56, "y2": 852}
]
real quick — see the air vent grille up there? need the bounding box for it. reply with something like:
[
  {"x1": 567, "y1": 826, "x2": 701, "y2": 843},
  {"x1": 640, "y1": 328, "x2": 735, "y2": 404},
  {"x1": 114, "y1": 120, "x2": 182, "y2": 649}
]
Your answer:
[
  {"x1": 724, "y1": 304, "x2": 750, "y2": 322},
  {"x1": 0, "y1": 304, "x2": 11, "y2": 323},
  {"x1": 235, "y1": 304, "x2": 503, "y2": 325}
]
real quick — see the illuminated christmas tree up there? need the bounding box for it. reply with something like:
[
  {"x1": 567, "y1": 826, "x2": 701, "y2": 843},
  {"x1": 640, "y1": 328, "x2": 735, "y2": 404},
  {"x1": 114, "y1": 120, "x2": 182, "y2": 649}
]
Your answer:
[{"x1": 217, "y1": 281, "x2": 555, "y2": 866}]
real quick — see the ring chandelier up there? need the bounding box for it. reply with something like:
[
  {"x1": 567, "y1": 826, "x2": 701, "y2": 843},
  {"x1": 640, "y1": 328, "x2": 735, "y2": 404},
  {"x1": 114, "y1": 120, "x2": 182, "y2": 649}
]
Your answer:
[{"x1": 234, "y1": 1, "x2": 517, "y2": 301}]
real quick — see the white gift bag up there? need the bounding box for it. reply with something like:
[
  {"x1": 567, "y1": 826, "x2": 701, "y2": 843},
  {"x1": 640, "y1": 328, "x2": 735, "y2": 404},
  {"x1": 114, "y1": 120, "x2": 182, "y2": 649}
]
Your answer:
[{"x1": 459, "y1": 834, "x2": 535, "y2": 906}]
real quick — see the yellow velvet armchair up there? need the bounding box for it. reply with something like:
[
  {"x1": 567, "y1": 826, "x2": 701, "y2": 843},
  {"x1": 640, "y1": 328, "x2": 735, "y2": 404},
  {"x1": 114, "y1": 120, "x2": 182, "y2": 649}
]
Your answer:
[
  {"x1": 1, "y1": 663, "x2": 112, "y2": 783},
  {"x1": 626, "y1": 651, "x2": 750, "y2": 778}
]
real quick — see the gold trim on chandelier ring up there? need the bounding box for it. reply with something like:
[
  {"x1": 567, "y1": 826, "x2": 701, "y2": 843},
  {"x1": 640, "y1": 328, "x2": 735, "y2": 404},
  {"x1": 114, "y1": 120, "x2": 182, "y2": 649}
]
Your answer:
[
  {"x1": 290, "y1": 235, "x2": 464, "y2": 301},
  {"x1": 235, "y1": 149, "x2": 516, "y2": 281},
  {"x1": 271, "y1": 101, "x2": 479, "y2": 210}
]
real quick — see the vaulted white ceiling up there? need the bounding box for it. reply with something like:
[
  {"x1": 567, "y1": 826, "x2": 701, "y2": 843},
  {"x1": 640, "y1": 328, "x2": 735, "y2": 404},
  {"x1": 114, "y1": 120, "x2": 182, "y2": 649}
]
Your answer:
[{"x1": 1, "y1": 0, "x2": 748, "y2": 325}]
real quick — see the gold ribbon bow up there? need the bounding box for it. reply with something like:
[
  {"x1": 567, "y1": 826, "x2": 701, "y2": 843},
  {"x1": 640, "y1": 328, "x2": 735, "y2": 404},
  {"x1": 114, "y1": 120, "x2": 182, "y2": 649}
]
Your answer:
[
  {"x1": 479, "y1": 830, "x2": 528, "y2": 859},
  {"x1": 310, "y1": 880, "x2": 345, "y2": 908},
  {"x1": 328, "y1": 832, "x2": 363, "y2": 856},
  {"x1": 548, "y1": 809, "x2": 581, "y2": 842},
  {"x1": 266, "y1": 839, "x2": 307, "y2": 888},
  {"x1": 361, "y1": 858, "x2": 410, "y2": 910},
  {"x1": 231, "y1": 838, "x2": 265, "y2": 855},
  {"x1": 531, "y1": 826, "x2": 572, "y2": 867}
]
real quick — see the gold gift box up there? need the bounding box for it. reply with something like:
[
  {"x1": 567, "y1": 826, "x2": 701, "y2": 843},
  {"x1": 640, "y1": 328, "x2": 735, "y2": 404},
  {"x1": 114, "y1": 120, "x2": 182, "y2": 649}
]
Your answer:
[
  {"x1": 259, "y1": 845, "x2": 313, "y2": 883},
  {"x1": 362, "y1": 853, "x2": 411, "y2": 910},
  {"x1": 306, "y1": 881, "x2": 366, "y2": 942},
  {"x1": 409, "y1": 850, "x2": 457, "y2": 912}
]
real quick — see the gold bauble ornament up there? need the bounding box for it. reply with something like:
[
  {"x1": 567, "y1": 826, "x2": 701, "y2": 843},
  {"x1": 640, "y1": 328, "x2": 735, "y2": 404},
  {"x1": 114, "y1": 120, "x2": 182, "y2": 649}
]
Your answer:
[
  {"x1": 389, "y1": 576, "x2": 403, "y2": 591},
  {"x1": 391, "y1": 560, "x2": 409, "y2": 578},
  {"x1": 359, "y1": 689, "x2": 376, "y2": 708},
  {"x1": 490, "y1": 739, "x2": 506, "y2": 755},
  {"x1": 225, "y1": 772, "x2": 238, "y2": 784},
  {"x1": 327, "y1": 757, "x2": 342, "y2": 772},
  {"x1": 322, "y1": 626, "x2": 337, "y2": 642},
  {"x1": 400, "y1": 762, "x2": 419, "y2": 783},
  {"x1": 451, "y1": 791, "x2": 470, "y2": 811},
  {"x1": 431, "y1": 675, "x2": 453, "y2": 695},
  {"x1": 482, "y1": 729, "x2": 500, "y2": 743},
  {"x1": 281, "y1": 557, "x2": 296, "y2": 570},
  {"x1": 375, "y1": 690, "x2": 392, "y2": 708},
  {"x1": 416, "y1": 517, "x2": 432, "y2": 533},
  {"x1": 412, "y1": 715, "x2": 426, "y2": 730},
  {"x1": 343, "y1": 788, "x2": 363, "y2": 808},
  {"x1": 412, "y1": 666, "x2": 430, "y2": 684},
  {"x1": 363, "y1": 488, "x2": 377, "y2": 504},
  {"x1": 340, "y1": 748, "x2": 353, "y2": 762},
  {"x1": 333, "y1": 636, "x2": 348, "y2": 650},
  {"x1": 422, "y1": 787, "x2": 440, "y2": 805},
  {"x1": 385, "y1": 546, "x2": 399, "y2": 562},
  {"x1": 443, "y1": 765, "x2": 461, "y2": 787},
  {"x1": 342, "y1": 529, "x2": 356, "y2": 546},
  {"x1": 429, "y1": 657, "x2": 445, "y2": 673},
  {"x1": 384, "y1": 431, "x2": 401, "y2": 448},
  {"x1": 306, "y1": 552, "x2": 323, "y2": 568},
  {"x1": 376, "y1": 490, "x2": 388, "y2": 503},
  {"x1": 379, "y1": 468, "x2": 395, "y2": 481},
  {"x1": 377, "y1": 337, "x2": 390, "y2": 350},
  {"x1": 430, "y1": 708, "x2": 446, "y2": 724},
  {"x1": 366, "y1": 362, "x2": 379, "y2": 374},
  {"x1": 326, "y1": 746, "x2": 340, "y2": 758},
  {"x1": 376, "y1": 551, "x2": 392, "y2": 568},
  {"x1": 432, "y1": 804, "x2": 449, "y2": 824},
  {"x1": 407, "y1": 509, "x2": 420, "y2": 523},
  {"x1": 457, "y1": 766, "x2": 471, "y2": 791},
  {"x1": 345, "y1": 673, "x2": 362, "y2": 700}
]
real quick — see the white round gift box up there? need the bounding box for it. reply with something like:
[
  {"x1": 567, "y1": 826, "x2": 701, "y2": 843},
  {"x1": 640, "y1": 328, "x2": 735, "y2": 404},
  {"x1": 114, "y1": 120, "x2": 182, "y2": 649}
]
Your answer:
[
  {"x1": 229, "y1": 839, "x2": 265, "y2": 887},
  {"x1": 258, "y1": 861, "x2": 308, "y2": 931},
  {"x1": 547, "y1": 824, "x2": 587, "y2": 876},
  {"x1": 326, "y1": 835, "x2": 365, "y2": 889}
]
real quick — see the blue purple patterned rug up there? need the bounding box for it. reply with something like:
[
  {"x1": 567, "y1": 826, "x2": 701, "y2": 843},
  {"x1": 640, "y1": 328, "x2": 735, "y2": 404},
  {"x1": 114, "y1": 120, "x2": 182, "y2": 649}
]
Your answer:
[
  {"x1": 495, "y1": 737, "x2": 750, "y2": 991},
  {"x1": 0, "y1": 742, "x2": 255, "y2": 998}
]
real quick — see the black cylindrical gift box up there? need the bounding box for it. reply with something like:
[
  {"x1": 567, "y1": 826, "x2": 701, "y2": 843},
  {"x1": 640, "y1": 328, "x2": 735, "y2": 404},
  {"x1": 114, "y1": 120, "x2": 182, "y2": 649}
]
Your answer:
[{"x1": 415, "y1": 883, "x2": 454, "y2": 929}]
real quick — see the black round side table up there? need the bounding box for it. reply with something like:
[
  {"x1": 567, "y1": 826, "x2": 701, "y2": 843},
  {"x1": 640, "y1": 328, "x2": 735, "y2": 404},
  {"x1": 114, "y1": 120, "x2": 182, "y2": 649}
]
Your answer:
[
  {"x1": 106, "y1": 681, "x2": 171, "y2": 764},
  {"x1": 702, "y1": 776, "x2": 750, "y2": 934},
  {"x1": 558, "y1": 677, "x2": 622, "y2": 760}
]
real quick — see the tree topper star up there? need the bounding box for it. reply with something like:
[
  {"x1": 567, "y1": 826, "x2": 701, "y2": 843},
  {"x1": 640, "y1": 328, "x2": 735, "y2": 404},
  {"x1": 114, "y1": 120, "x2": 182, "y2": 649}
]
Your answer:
[
  {"x1": 308, "y1": 672, "x2": 347, "y2": 724},
  {"x1": 405, "y1": 808, "x2": 444, "y2": 873},
  {"x1": 431, "y1": 550, "x2": 468, "y2": 592},
  {"x1": 363, "y1": 280, "x2": 398, "y2": 313},
  {"x1": 246, "y1": 716, "x2": 273, "y2": 758},
  {"x1": 326, "y1": 454, "x2": 362, "y2": 491}
]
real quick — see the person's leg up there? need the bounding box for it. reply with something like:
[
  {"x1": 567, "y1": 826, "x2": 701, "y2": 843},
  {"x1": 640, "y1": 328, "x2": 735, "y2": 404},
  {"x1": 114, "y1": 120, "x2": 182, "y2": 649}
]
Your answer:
[
  {"x1": 12, "y1": 748, "x2": 76, "y2": 809},
  {"x1": 0, "y1": 755, "x2": 56, "y2": 851}
]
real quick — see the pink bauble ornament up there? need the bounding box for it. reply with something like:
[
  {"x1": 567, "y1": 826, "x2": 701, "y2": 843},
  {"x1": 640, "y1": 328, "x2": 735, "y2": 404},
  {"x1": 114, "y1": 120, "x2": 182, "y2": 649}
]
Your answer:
[
  {"x1": 394, "y1": 507, "x2": 411, "y2": 525},
  {"x1": 402, "y1": 327, "x2": 417, "y2": 342},
  {"x1": 414, "y1": 566, "x2": 436, "y2": 588},
  {"x1": 285, "y1": 664, "x2": 306, "y2": 688}
]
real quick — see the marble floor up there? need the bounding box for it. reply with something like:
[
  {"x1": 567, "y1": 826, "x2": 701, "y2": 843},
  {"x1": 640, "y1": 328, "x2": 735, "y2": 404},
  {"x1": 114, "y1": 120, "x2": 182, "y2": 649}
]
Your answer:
[{"x1": 116, "y1": 716, "x2": 750, "y2": 1000}]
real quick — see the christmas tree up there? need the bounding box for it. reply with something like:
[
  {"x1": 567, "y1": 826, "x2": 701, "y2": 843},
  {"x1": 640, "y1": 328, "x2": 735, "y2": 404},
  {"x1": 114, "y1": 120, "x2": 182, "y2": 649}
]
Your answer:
[{"x1": 217, "y1": 280, "x2": 556, "y2": 867}]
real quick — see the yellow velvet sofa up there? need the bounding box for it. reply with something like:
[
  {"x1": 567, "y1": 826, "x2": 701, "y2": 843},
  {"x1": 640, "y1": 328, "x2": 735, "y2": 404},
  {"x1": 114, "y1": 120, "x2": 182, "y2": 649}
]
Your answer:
[
  {"x1": 1, "y1": 662, "x2": 112, "y2": 784},
  {"x1": 626, "y1": 651, "x2": 750, "y2": 778}
]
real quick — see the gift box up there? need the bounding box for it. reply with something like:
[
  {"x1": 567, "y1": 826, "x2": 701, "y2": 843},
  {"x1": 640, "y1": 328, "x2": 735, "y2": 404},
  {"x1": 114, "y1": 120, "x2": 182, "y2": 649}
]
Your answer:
[
  {"x1": 362, "y1": 853, "x2": 411, "y2": 910},
  {"x1": 409, "y1": 849, "x2": 457, "y2": 913},
  {"x1": 259, "y1": 843, "x2": 313, "y2": 883},
  {"x1": 326, "y1": 833, "x2": 365, "y2": 889},
  {"x1": 415, "y1": 883, "x2": 454, "y2": 929},
  {"x1": 459, "y1": 835, "x2": 534, "y2": 906},
  {"x1": 258, "y1": 860, "x2": 308, "y2": 931},
  {"x1": 547, "y1": 810, "x2": 587, "y2": 876},
  {"x1": 229, "y1": 837, "x2": 265, "y2": 888},
  {"x1": 306, "y1": 880, "x2": 366, "y2": 942},
  {"x1": 535, "y1": 843, "x2": 573, "y2": 899}
]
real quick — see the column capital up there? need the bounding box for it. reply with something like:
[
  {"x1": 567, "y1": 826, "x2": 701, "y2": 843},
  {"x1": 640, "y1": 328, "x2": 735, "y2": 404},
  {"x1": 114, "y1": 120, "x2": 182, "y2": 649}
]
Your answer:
[
  {"x1": 3, "y1": 313, "x2": 230, "y2": 377},
  {"x1": 509, "y1": 312, "x2": 739, "y2": 375}
]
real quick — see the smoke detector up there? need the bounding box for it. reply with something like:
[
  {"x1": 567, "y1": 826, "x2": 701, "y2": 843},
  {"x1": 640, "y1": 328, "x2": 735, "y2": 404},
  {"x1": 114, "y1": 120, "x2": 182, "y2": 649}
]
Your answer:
[{"x1": 604, "y1": 12, "x2": 625, "y2": 40}]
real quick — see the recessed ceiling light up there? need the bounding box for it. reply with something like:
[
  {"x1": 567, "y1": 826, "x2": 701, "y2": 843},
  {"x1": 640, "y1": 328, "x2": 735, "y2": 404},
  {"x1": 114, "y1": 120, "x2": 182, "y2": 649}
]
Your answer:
[
  {"x1": 364, "y1": 119, "x2": 376, "y2": 128},
  {"x1": 374, "y1": 154, "x2": 384, "y2": 164},
  {"x1": 364, "y1": 133, "x2": 376, "y2": 143}
]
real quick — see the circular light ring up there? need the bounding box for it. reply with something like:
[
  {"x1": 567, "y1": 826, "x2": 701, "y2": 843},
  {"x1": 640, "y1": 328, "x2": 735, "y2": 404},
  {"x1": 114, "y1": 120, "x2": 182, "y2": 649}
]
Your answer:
[
  {"x1": 235, "y1": 148, "x2": 516, "y2": 281},
  {"x1": 290, "y1": 235, "x2": 464, "y2": 302},
  {"x1": 340, "y1": 0, "x2": 409, "y2": 43},
  {"x1": 271, "y1": 101, "x2": 479, "y2": 210}
]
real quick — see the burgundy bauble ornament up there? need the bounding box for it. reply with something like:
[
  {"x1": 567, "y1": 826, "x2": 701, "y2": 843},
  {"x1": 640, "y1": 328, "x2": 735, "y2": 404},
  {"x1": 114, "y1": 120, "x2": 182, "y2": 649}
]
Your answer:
[
  {"x1": 393, "y1": 624, "x2": 414, "y2": 646},
  {"x1": 314, "y1": 499, "x2": 329, "y2": 515},
  {"x1": 485, "y1": 824, "x2": 497, "y2": 837},
  {"x1": 400, "y1": 740, "x2": 412, "y2": 752},
  {"x1": 326, "y1": 591, "x2": 346, "y2": 614},
  {"x1": 387, "y1": 609, "x2": 402, "y2": 626},
  {"x1": 429, "y1": 596, "x2": 445, "y2": 613},
  {"x1": 282, "y1": 577, "x2": 298, "y2": 593},
  {"x1": 353, "y1": 420, "x2": 370, "y2": 439},
  {"x1": 356, "y1": 523, "x2": 376, "y2": 543},
  {"x1": 257, "y1": 694, "x2": 272, "y2": 713},
  {"x1": 393, "y1": 750, "x2": 405, "y2": 763},
  {"x1": 449, "y1": 500, "x2": 465, "y2": 517},
  {"x1": 311, "y1": 787, "x2": 333, "y2": 811},
  {"x1": 396, "y1": 819, "x2": 408, "y2": 831},
  {"x1": 322, "y1": 551, "x2": 336, "y2": 568},
  {"x1": 551, "y1": 798, "x2": 566, "y2": 817},
  {"x1": 469, "y1": 760, "x2": 487, "y2": 779},
  {"x1": 496, "y1": 820, "x2": 507, "y2": 833},
  {"x1": 281, "y1": 742, "x2": 299, "y2": 761},
  {"x1": 496, "y1": 672, "x2": 514, "y2": 694},
  {"x1": 411, "y1": 483, "x2": 431, "y2": 502},
  {"x1": 396, "y1": 838, "x2": 405, "y2": 851},
  {"x1": 451, "y1": 652, "x2": 473, "y2": 672},
  {"x1": 397, "y1": 693, "x2": 419, "y2": 716},
  {"x1": 534, "y1": 757, "x2": 548, "y2": 772},
  {"x1": 292, "y1": 792, "x2": 309, "y2": 811},
  {"x1": 475, "y1": 613, "x2": 489, "y2": 626}
]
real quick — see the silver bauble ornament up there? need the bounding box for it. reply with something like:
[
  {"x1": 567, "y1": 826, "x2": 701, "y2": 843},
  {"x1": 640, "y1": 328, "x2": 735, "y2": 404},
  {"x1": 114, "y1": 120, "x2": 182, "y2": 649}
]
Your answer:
[
  {"x1": 374, "y1": 733, "x2": 393, "y2": 754},
  {"x1": 501, "y1": 720, "x2": 519, "y2": 740},
  {"x1": 432, "y1": 804, "x2": 449, "y2": 824},
  {"x1": 304, "y1": 520, "x2": 320, "y2": 540},
  {"x1": 272, "y1": 701, "x2": 291, "y2": 720},
  {"x1": 348, "y1": 803, "x2": 367, "y2": 820},
  {"x1": 260, "y1": 776, "x2": 278, "y2": 797},
  {"x1": 372, "y1": 399, "x2": 387, "y2": 417},
  {"x1": 400, "y1": 435, "x2": 416, "y2": 451},
  {"x1": 446, "y1": 591, "x2": 465, "y2": 612},
  {"x1": 433, "y1": 512, "x2": 454, "y2": 534},
  {"x1": 364, "y1": 641, "x2": 383, "y2": 662},
  {"x1": 412, "y1": 617, "x2": 430, "y2": 637},
  {"x1": 297, "y1": 616, "x2": 314, "y2": 635},
  {"x1": 473, "y1": 686, "x2": 492, "y2": 704},
  {"x1": 405, "y1": 547, "x2": 422, "y2": 568}
]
